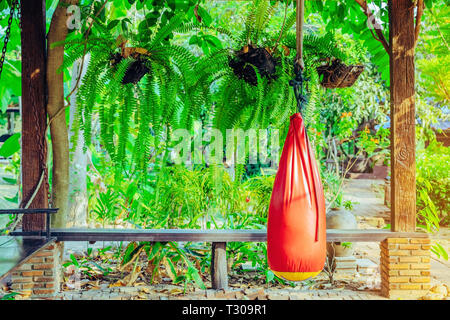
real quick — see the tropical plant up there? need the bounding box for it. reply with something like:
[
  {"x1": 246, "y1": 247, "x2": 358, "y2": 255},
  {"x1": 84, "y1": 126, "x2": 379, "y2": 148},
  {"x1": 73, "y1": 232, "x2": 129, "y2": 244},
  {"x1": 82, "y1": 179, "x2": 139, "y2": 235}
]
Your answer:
[
  {"x1": 61, "y1": 12, "x2": 211, "y2": 182},
  {"x1": 416, "y1": 140, "x2": 450, "y2": 228},
  {"x1": 182, "y1": 0, "x2": 356, "y2": 135}
]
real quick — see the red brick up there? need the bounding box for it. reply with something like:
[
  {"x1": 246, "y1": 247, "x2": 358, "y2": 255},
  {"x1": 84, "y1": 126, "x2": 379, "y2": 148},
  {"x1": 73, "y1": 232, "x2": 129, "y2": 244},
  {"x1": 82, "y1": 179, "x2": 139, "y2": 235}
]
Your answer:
[
  {"x1": 388, "y1": 270, "x2": 399, "y2": 276},
  {"x1": 22, "y1": 271, "x2": 44, "y2": 277},
  {"x1": 409, "y1": 238, "x2": 430, "y2": 244},
  {"x1": 398, "y1": 244, "x2": 421, "y2": 250},
  {"x1": 389, "y1": 283, "x2": 400, "y2": 290},
  {"x1": 410, "y1": 277, "x2": 430, "y2": 283},
  {"x1": 28, "y1": 257, "x2": 44, "y2": 264},
  {"x1": 410, "y1": 263, "x2": 430, "y2": 270},
  {"x1": 398, "y1": 257, "x2": 421, "y2": 263},
  {"x1": 389, "y1": 276, "x2": 410, "y2": 283},
  {"x1": 410, "y1": 250, "x2": 430, "y2": 256},
  {"x1": 400, "y1": 284, "x2": 422, "y2": 290},
  {"x1": 22, "y1": 283, "x2": 45, "y2": 289},
  {"x1": 386, "y1": 238, "x2": 409, "y2": 244},
  {"x1": 391, "y1": 250, "x2": 411, "y2": 256},
  {"x1": 11, "y1": 277, "x2": 33, "y2": 283},
  {"x1": 33, "y1": 277, "x2": 54, "y2": 282},
  {"x1": 35, "y1": 251, "x2": 53, "y2": 257},
  {"x1": 32, "y1": 289, "x2": 55, "y2": 295},
  {"x1": 32, "y1": 263, "x2": 54, "y2": 270},
  {"x1": 10, "y1": 284, "x2": 22, "y2": 291},
  {"x1": 422, "y1": 284, "x2": 431, "y2": 290},
  {"x1": 385, "y1": 263, "x2": 410, "y2": 270},
  {"x1": 399, "y1": 270, "x2": 421, "y2": 276}
]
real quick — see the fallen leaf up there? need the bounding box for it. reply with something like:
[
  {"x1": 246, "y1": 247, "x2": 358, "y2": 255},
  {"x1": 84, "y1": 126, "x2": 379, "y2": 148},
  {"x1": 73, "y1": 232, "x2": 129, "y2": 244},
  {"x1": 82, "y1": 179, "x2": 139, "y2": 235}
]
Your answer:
[
  {"x1": 109, "y1": 280, "x2": 126, "y2": 288},
  {"x1": 137, "y1": 293, "x2": 147, "y2": 300},
  {"x1": 139, "y1": 287, "x2": 151, "y2": 294},
  {"x1": 170, "y1": 288, "x2": 184, "y2": 295},
  {"x1": 134, "y1": 282, "x2": 146, "y2": 287}
]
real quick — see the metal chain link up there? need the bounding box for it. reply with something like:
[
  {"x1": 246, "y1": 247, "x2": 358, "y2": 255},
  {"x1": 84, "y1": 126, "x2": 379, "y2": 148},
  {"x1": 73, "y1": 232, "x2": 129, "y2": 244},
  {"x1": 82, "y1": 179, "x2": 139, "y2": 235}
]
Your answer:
[
  {"x1": 289, "y1": 62, "x2": 309, "y2": 114},
  {"x1": 16, "y1": 0, "x2": 22, "y2": 31},
  {"x1": 0, "y1": 0, "x2": 18, "y2": 80}
]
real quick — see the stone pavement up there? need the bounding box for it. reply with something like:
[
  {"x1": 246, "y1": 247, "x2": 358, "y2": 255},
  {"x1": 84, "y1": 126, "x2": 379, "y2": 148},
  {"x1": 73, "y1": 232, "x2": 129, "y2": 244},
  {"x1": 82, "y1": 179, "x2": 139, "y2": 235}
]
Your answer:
[
  {"x1": 51, "y1": 285, "x2": 386, "y2": 300},
  {"x1": 345, "y1": 179, "x2": 450, "y2": 291}
]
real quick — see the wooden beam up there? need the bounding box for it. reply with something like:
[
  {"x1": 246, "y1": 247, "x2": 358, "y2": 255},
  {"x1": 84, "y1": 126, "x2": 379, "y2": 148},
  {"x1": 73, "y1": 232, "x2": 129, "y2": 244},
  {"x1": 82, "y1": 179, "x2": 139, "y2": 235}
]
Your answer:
[
  {"x1": 211, "y1": 242, "x2": 228, "y2": 289},
  {"x1": 388, "y1": 0, "x2": 416, "y2": 232},
  {"x1": 20, "y1": 0, "x2": 48, "y2": 231}
]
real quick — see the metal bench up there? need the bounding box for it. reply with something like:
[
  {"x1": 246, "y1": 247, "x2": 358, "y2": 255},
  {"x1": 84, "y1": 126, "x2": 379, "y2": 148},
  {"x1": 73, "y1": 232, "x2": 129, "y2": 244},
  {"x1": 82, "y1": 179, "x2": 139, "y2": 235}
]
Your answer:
[
  {"x1": 15, "y1": 227, "x2": 427, "y2": 289},
  {"x1": 0, "y1": 209, "x2": 58, "y2": 281},
  {"x1": 4, "y1": 210, "x2": 428, "y2": 289}
]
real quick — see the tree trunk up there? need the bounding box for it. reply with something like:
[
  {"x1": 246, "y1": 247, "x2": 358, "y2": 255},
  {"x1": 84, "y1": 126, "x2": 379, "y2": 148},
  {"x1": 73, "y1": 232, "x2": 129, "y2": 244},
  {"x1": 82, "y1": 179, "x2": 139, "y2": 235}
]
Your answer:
[
  {"x1": 47, "y1": 0, "x2": 79, "y2": 228},
  {"x1": 67, "y1": 56, "x2": 90, "y2": 228}
]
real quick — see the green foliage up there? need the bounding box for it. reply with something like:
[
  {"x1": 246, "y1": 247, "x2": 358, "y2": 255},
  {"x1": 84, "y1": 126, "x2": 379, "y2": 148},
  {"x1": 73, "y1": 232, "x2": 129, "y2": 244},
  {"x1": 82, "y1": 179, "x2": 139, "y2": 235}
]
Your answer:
[
  {"x1": 202, "y1": 0, "x2": 356, "y2": 138},
  {"x1": 356, "y1": 126, "x2": 390, "y2": 160},
  {"x1": 0, "y1": 132, "x2": 20, "y2": 157},
  {"x1": 308, "y1": 0, "x2": 390, "y2": 84},
  {"x1": 62, "y1": 251, "x2": 112, "y2": 278},
  {"x1": 415, "y1": 3, "x2": 450, "y2": 106},
  {"x1": 63, "y1": 13, "x2": 211, "y2": 182},
  {"x1": 0, "y1": 292, "x2": 20, "y2": 300},
  {"x1": 416, "y1": 141, "x2": 450, "y2": 228}
]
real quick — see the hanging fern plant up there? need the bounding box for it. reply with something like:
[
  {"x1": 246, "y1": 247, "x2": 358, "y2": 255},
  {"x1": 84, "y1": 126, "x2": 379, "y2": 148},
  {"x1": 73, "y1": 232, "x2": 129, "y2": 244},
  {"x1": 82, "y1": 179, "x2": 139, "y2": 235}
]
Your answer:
[
  {"x1": 62, "y1": 15, "x2": 210, "y2": 182},
  {"x1": 186, "y1": 0, "x2": 355, "y2": 135}
]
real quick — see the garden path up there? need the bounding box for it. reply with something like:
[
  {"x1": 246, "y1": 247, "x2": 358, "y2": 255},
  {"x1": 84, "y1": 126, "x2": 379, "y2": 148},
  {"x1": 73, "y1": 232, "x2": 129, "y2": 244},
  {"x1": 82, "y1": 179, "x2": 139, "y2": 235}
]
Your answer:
[{"x1": 344, "y1": 179, "x2": 450, "y2": 290}]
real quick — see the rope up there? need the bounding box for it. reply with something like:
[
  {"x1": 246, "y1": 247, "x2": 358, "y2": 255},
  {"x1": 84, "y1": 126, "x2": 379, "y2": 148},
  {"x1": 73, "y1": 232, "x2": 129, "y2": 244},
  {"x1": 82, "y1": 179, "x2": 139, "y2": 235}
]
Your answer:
[
  {"x1": 292, "y1": 0, "x2": 319, "y2": 242},
  {"x1": 289, "y1": 0, "x2": 308, "y2": 114},
  {"x1": 295, "y1": 0, "x2": 305, "y2": 70}
]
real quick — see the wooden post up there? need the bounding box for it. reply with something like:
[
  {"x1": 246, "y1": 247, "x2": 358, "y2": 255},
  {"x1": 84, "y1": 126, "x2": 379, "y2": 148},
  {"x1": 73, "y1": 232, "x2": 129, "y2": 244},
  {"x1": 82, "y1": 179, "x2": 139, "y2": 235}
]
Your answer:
[
  {"x1": 388, "y1": 0, "x2": 416, "y2": 232},
  {"x1": 20, "y1": 0, "x2": 48, "y2": 231},
  {"x1": 211, "y1": 242, "x2": 228, "y2": 289}
]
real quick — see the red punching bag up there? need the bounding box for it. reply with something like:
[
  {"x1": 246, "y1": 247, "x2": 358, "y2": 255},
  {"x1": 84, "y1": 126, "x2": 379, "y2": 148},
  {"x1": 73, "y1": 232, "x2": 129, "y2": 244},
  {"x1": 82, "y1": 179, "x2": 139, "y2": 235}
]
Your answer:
[{"x1": 267, "y1": 113, "x2": 326, "y2": 281}]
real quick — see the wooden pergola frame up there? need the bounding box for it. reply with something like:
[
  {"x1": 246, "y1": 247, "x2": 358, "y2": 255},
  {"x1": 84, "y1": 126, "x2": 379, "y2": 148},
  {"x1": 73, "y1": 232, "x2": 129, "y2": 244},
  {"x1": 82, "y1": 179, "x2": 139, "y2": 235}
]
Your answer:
[
  {"x1": 19, "y1": 1, "x2": 416, "y2": 240},
  {"x1": 5, "y1": 0, "x2": 429, "y2": 299}
]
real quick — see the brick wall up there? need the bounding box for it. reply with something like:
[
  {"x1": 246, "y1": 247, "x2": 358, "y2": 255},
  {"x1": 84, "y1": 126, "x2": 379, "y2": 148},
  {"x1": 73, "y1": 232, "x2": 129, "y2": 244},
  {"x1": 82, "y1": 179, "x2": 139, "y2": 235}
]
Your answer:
[
  {"x1": 380, "y1": 237, "x2": 431, "y2": 299},
  {"x1": 10, "y1": 241, "x2": 61, "y2": 299}
]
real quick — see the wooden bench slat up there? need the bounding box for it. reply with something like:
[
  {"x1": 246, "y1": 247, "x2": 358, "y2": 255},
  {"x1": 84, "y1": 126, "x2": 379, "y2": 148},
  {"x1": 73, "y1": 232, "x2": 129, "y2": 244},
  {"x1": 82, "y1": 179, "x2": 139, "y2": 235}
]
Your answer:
[{"x1": 46, "y1": 228, "x2": 428, "y2": 242}]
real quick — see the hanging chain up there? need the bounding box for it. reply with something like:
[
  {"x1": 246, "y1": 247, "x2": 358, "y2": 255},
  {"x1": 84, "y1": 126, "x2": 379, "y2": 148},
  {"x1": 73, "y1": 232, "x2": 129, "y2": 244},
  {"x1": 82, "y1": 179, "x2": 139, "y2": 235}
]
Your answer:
[
  {"x1": 0, "y1": 0, "x2": 19, "y2": 80},
  {"x1": 16, "y1": 0, "x2": 22, "y2": 31},
  {"x1": 289, "y1": 62, "x2": 309, "y2": 114}
]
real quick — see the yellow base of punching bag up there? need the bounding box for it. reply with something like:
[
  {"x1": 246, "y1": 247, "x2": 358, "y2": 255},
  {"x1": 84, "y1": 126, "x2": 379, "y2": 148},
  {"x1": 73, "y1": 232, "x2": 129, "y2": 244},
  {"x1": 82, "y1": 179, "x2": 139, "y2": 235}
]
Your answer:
[{"x1": 273, "y1": 270, "x2": 322, "y2": 282}]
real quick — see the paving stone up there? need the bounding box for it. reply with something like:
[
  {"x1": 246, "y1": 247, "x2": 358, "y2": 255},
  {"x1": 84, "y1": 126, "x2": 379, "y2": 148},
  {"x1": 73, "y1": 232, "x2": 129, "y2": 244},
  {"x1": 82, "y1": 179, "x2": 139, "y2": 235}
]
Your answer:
[
  {"x1": 268, "y1": 293, "x2": 289, "y2": 300},
  {"x1": 119, "y1": 286, "x2": 138, "y2": 294},
  {"x1": 357, "y1": 258, "x2": 378, "y2": 275},
  {"x1": 215, "y1": 290, "x2": 236, "y2": 299}
]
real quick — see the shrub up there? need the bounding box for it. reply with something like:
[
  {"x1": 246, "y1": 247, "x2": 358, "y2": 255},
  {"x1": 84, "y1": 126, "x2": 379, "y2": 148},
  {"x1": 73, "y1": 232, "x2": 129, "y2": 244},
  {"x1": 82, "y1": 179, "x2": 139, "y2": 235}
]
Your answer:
[{"x1": 416, "y1": 141, "x2": 450, "y2": 228}]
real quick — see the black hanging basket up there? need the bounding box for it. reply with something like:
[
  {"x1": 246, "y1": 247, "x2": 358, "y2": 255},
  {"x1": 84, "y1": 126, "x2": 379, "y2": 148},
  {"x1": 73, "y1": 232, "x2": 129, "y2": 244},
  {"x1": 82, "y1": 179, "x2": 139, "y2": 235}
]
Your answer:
[
  {"x1": 316, "y1": 59, "x2": 364, "y2": 89},
  {"x1": 110, "y1": 49, "x2": 150, "y2": 85},
  {"x1": 229, "y1": 45, "x2": 278, "y2": 86}
]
